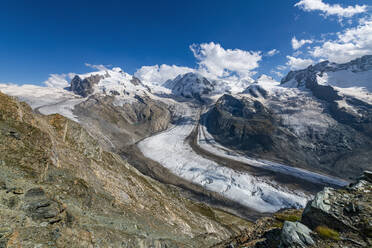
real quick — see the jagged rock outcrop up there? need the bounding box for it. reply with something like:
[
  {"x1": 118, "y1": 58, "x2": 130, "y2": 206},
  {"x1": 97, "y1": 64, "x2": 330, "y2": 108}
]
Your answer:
[
  {"x1": 130, "y1": 76, "x2": 142, "y2": 86},
  {"x1": 302, "y1": 171, "x2": 372, "y2": 236},
  {"x1": 214, "y1": 171, "x2": 372, "y2": 248},
  {"x1": 70, "y1": 74, "x2": 104, "y2": 97}
]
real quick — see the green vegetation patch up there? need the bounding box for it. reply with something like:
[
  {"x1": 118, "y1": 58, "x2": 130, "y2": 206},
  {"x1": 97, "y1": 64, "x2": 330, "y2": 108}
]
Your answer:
[
  {"x1": 315, "y1": 225, "x2": 340, "y2": 241},
  {"x1": 274, "y1": 210, "x2": 302, "y2": 222}
]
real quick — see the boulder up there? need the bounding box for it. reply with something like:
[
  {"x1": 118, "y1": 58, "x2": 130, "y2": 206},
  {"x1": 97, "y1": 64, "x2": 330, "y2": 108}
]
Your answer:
[
  {"x1": 360, "y1": 170, "x2": 372, "y2": 183},
  {"x1": 279, "y1": 221, "x2": 315, "y2": 248},
  {"x1": 23, "y1": 188, "x2": 64, "y2": 223},
  {"x1": 302, "y1": 178, "x2": 372, "y2": 235}
]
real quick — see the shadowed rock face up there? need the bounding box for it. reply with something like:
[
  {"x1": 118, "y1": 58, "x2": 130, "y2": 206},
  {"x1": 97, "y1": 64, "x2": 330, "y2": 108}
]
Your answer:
[
  {"x1": 130, "y1": 76, "x2": 142, "y2": 86},
  {"x1": 206, "y1": 94, "x2": 277, "y2": 152},
  {"x1": 206, "y1": 93, "x2": 372, "y2": 179},
  {"x1": 70, "y1": 74, "x2": 104, "y2": 97}
]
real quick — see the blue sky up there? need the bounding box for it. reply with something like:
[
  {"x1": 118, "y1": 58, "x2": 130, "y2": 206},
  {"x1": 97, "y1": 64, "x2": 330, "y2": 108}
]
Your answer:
[{"x1": 0, "y1": 0, "x2": 371, "y2": 85}]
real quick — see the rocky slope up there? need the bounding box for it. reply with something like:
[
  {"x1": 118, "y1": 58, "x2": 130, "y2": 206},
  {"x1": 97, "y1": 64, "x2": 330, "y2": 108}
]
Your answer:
[
  {"x1": 73, "y1": 94, "x2": 171, "y2": 151},
  {"x1": 205, "y1": 57, "x2": 372, "y2": 180},
  {"x1": 0, "y1": 92, "x2": 252, "y2": 247},
  {"x1": 0, "y1": 68, "x2": 172, "y2": 151},
  {"x1": 215, "y1": 171, "x2": 372, "y2": 248}
]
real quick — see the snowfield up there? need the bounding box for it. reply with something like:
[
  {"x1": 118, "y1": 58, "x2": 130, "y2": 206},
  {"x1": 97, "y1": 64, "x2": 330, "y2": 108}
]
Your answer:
[
  {"x1": 138, "y1": 102, "x2": 310, "y2": 213},
  {"x1": 0, "y1": 84, "x2": 84, "y2": 122}
]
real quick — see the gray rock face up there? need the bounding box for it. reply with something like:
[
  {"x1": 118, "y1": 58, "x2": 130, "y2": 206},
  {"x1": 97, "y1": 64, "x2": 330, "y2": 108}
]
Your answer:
[
  {"x1": 280, "y1": 221, "x2": 315, "y2": 248},
  {"x1": 70, "y1": 74, "x2": 104, "y2": 97},
  {"x1": 23, "y1": 188, "x2": 64, "y2": 223},
  {"x1": 206, "y1": 94, "x2": 277, "y2": 152},
  {"x1": 362, "y1": 170, "x2": 372, "y2": 183},
  {"x1": 73, "y1": 94, "x2": 171, "y2": 150},
  {"x1": 302, "y1": 178, "x2": 372, "y2": 235},
  {"x1": 130, "y1": 76, "x2": 142, "y2": 86}
]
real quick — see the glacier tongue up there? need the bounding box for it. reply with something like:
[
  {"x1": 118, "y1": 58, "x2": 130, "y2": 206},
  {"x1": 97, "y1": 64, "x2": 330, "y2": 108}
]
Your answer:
[{"x1": 138, "y1": 101, "x2": 309, "y2": 213}]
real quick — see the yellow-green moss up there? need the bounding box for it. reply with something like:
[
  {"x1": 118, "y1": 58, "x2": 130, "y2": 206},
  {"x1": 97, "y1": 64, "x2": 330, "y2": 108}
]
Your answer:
[
  {"x1": 315, "y1": 225, "x2": 340, "y2": 241},
  {"x1": 274, "y1": 211, "x2": 302, "y2": 222}
]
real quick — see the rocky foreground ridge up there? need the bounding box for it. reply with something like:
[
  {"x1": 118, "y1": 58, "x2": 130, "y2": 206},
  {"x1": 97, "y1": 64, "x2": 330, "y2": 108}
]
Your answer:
[
  {"x1": 215, "y1": 171, "x2": 372, "y2": 248},
  {"x1": 0, "y1": 92, "x2": 252, "y2": 247}
]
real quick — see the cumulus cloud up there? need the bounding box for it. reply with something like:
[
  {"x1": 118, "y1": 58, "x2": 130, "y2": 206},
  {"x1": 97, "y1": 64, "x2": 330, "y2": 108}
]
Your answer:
[
  {"x1": 267, "y1": 49, "x2": 279, "y2": 56},
  {"x1": 291, "y1": 36, "x2": 313, "y2": 50},
  {"x1": 43, "y1": 73, "x2": 74, "y2": 88},
  {"x1": 134, "y1": 64, "x2": 194, "y2": 84},
  {"x1": 286, "y1": 56, "x2": 314, "y2": 70},
  {"x1": 295, "y1": 0, "x2": 367, "y2": 18},
  {"x1": 134, "y1": 42, "x2": 262, "y2": 84},
  {"x1": 310, "y1": 18, "x2": 372, "y2": 63},
  {"x1": 190, "y1": 42, "x2": 262, "y2": 79}
]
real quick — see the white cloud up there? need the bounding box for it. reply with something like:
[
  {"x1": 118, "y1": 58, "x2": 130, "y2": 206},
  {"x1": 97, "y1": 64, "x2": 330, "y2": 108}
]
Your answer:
[
  {"x1": 295, "y1": 0, "x2": 367, "y2": 18},
  {"x1": 286, "y1": 56, "x2": 314, "y2": 70},
  {"x1": 271, "y1": 70, "x2": 284, "y2": 78},
  {"x1": 43, "y1": 73, "x2": 73, "y2": 88},
  {"x1": 310, "y1": 18, "x2": 372, "y2": 63},
  {"x1": 190, "y1": 42, "x2": 262, "y2": 79},
  {"x1": 276, "y1": 65, "x2": 287, "y2": 71},
  {"x1": 267, "y1": 49, "x2": 279, "y2": 56},
  {"x1": 134, "y1": 64, "x2": 194, "y2": 84},
  {"x1": 85, "y1": 63, "x2": 110, "y2": 71},
  {"x1": 291, "y1": 36, "x2": 313, "y2": 50},
  {"x1": 134, "y1": 42, "x2": 262, "y2": 84},
  {"x1": 292, "y1": 50, "x2": 303, "y2": 57}
]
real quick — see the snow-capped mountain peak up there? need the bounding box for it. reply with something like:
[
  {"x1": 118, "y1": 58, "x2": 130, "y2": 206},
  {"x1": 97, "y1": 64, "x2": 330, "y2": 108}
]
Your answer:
[
  {"x1": 70, "y1": 67, "x2": 150, "y2": 98},
  {"x1": 163, "y1": 72, "x2": 255, "y2": 99},
  {"x1": 164, "y1": 72, "x2": 216, "y2": 99},
  {"x1": 241, "y1": 74, "x2": 280, "y2": 98},
  {"x1": 281, "y1": 55, "x2": 372, "y2": 105}
]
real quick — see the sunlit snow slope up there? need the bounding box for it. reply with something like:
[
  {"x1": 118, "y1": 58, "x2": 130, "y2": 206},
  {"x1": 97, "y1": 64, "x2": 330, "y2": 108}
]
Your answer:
[{"x1": 0, "y1": 84, "x2": 84, "y2": 121}]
